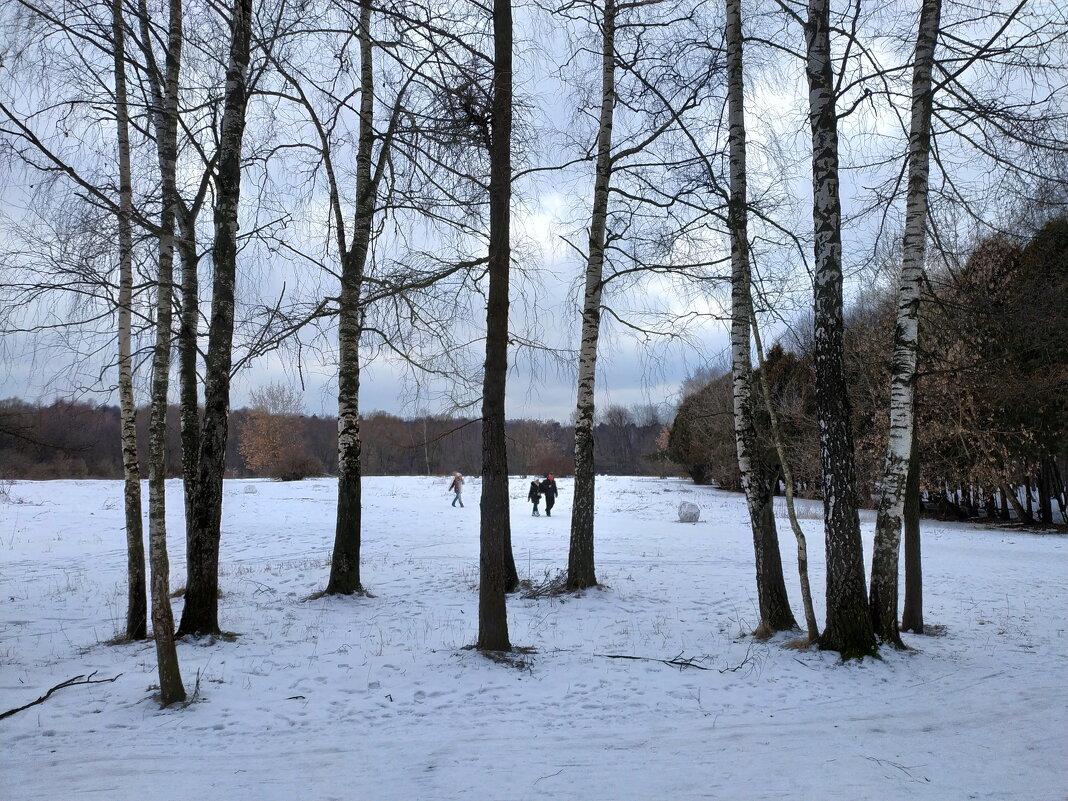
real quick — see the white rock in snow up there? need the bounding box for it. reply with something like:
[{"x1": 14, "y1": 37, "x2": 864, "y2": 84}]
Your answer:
[{"x1": 678, "y1": 501, "x2": 701, "y2": 523}]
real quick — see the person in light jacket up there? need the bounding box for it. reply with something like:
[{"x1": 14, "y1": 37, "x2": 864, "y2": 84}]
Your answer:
[{"x1": 449, "y1": 472, "x2": 464, "y2": 507}]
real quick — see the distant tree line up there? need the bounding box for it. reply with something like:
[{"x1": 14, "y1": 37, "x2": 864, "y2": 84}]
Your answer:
[
  {"x1": 669, "y1": 219, "x2": 1068, "y2": 526},
  {"x1": 0, "y1": 399, "x2": 675, "y2": 482}
]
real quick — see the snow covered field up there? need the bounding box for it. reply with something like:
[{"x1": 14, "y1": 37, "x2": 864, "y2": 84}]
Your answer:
[{"x1": 1, "y1": 475, "x2": 1065, "y2": 801}]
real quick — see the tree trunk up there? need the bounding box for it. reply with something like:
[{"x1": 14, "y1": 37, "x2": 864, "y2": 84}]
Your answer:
[
  {"x1": 1052, "y1": 459, "x2": 1067, "y2": 525},
  {"x1": 145, "y1": 0, "x2": 186, "y2": 706},
  {"x1": 113, "y1": 0, "x2": 147, "y2": 642},
  {"x1": 1037, "y1": 455, "x2": 1053, "y2": 525},
  {"x1": 176, "y1": 214, "x2": 200, "y2": 547},
  {"x1": 726, "y1": 0, "x2": 796, "y2": 636},
  {"x1": 1024, "y1": 474, "x2": 1034, "y2": 521},
  {"x1": 900, "y1": 420, "x2": 923, "y2": 633},
  {"x1": 327, "y1": 0, "x2": 376, "y2": 596},
  {"x1": 568, "y1": 0, "x2": 618, "y2": 593},
  {"x1": 869, "y1": 0, "x2": 940, "y2": 647},
  {"x1": 1002, "y1": 483, "x2": 1028, "y2": 522},
  {"x1": 179, "y1": 0, "x2": 253, "y2": 637},
  {"x1": 477, "y1": 0, "x2": 515, "y2": 652},
  {"x1": 136, "y1": 0, "x2": 199, "y2": 550},
  {"x1": 805, "y1": 0, "x2": 877, "y2": 659}
]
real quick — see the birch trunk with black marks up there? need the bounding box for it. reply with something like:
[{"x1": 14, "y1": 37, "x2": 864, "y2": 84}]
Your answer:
[
  {"x1": 327, "y1": 0, "x2": 376, "y2": 596},
  {"x1": 113, "y1": 0, "x2": 146, "y2": 642},
  {"x1": 567, "y1": 0, "x2": 617, "y2": 593},
  {"x1": 805, "y1": 0, "x2": 876, "y2": 659},
  {"x1": 726, "y1": 0, "x2": 795, "y2": 635},
  {"x1": 137, "y1": 0, "x2": 200, "y2": 541},
  {"x1": 900, "y1": 420, "x2": 923, "y2": 632},
  {"x1": 145, "y1": 0, "x2": 185, "y2": 705},
  {"x1": 477, "y1": 0, "x2": 515, "y2": 652},
  {"x1": 869, "y1": 0, "x2": 940, "y2": 646},
  {"x1": 179, "y1": 0, "x2": 252, "y2": 637}
]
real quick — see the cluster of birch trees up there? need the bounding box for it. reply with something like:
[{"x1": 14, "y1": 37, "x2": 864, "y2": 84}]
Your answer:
[{"x1": 1, "y1": 0, "x2": 1065, "y2": 699}]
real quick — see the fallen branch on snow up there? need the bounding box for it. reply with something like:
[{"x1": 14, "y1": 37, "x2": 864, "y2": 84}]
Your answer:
[
  {"x1": 596, "y1": 645, "x2": 755, "y2": 674},
  {"x1": 0, "y1": 671, "x2": 122, "y2": 721},
  {"x1": 595, "y1": 652, "x2": 714, "y2": 671}
]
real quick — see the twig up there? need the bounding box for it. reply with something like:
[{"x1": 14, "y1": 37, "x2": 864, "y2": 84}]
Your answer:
[
  {"x1": 0, "y1": 671, "x2": 122, "y2": 721},
  {"x1": 595, "y1": 652, "x2": 714, "y2": 671},
  {"x1": 534, "y1": 769, "x2": 564, "y2": 785},
  {"x1": 718, "y1": 644, "x2": 757, "y2": 673},
  {"x1": 862, "y1": 755, "x2": 930, "y2": 783}
]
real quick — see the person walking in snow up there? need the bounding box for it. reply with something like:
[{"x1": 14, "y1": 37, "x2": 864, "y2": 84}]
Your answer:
[
  {"x1": 528, "y1": 479, "x2": 542, "y2": 516},
  {"x1": 449, "y1": 472, "x2": 464, "y2": 507},
  {"x1": 539, "y1": 473, "x2": 559, "y2": 517}
]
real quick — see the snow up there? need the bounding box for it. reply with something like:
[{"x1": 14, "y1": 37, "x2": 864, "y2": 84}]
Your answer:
[{"x1": 1, "y1": 475, "x2": 1065, "y2": 801}]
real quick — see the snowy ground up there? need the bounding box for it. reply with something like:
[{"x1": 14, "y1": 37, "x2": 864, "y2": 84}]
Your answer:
[{"x1": 1, "y1": 475, "x2": 1065, "y2": 801}]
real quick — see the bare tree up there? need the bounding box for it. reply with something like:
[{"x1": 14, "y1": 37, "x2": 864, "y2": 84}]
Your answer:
[
  {"x1": 477, "y1": 0, "x2": 516, "y2": 652},
  {"x1": 803, "y1": 0, "x2": 877, "y2": 659},
  {"x1": 868, "y1": 0, "x2": 941, "y2": 648},
  {"x1": 179, "y1": 0, "x2": 253, "y2": 637},
  {"x1": 725, "y1": 0, "x2": 797, "y2": 637},
  {"x1": 112, "y1": 0, "x2": 147, "y2": 642},
  {"x1": 143, "y1": 0, "x2": 186, "y2": 705}
]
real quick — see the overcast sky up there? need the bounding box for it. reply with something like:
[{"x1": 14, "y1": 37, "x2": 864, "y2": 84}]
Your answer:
[{"x1": 3, "y1": 2, "x2": 1059, "y2": 424}]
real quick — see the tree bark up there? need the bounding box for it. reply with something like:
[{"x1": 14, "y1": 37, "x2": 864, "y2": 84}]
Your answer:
[
  {"x1": 113, "y1": 0, "x2": 147, "y2": 642},
  {"x1": 327, "y1": 0, "x2": 377, "y2": 596},
  {"x1": 1037, "y1": 455, "x2": 1054, "y2": 525},
  {"x1": 477, "y1": 0, "x2": 515, "y2": 652},
  {"x1": 567, "y1": 0, "x2": 618, "y2": 593},
  {"x1": 136, "y1": 0, "x2": 200, "y2": 546},
  {"x1": 176, "y1": 214, "x2": 200, "y2": 549},
  {"x1": 179, "y1": 0, "x2": 253, "y2": 637},
  {"x1": 805, "y1": 0, "x2": 877, "y2": 659},
  {"x1": 869, "y1": 0, "x2": 940, "y2": 647},
  {"x1": 726, "y1": 0, "x2": 796, "y2": 636},
  {"x1": 145, "y1": 0, "x2": 186, "y2": 705},
  {"x1": 1001, "y1": 483, "x2": 1026, "y2": 522},
  {"x1": 900, "y1": 415, "x2": 923, "y2": 633}
]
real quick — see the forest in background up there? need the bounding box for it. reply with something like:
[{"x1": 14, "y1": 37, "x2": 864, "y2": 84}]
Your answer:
[
  {"x1": 0, "y1": 398, "x2": 672, "y2": 481},
  {"x1": 668, "y1": 218, "x2": 1068, "y2": 526}
]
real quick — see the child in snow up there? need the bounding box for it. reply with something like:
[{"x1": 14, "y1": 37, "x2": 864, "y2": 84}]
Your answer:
[{"x1": 528, "y1": 479, "x2": 541, "y2": 516}]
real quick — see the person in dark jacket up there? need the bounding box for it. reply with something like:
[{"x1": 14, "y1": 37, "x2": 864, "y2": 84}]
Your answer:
[
  {"x1": 539, "y1": 473, "x2": 558, "y2": 517},
  {"x1": 527, "y1": 479, "x2": 541, "y2": 516}
]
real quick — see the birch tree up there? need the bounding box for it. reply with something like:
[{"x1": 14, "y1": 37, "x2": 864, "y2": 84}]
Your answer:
[
  {"x1": 179, "y1": 0, "x2": 253, "y2": 637},
  {"x1": 113, "y1": 0, "x2": 147, "y2": 642},
  {"x1": 566, "y1": 0, "x2": 618, "y2": 592},
  {"x1": 327, "y1": 0, "x2": 378, "y2": 596},
  {"x1": 868, "y1": 0, "x2": 941, "y2": 647},
  {"x1": 0, "y1": 0, "x2": 156, "y2": 642},
  {"x1": 804, "y1": 0, "x2": 877, "y2": 658},
  {"x1": 143, "y1": 0, "x2": 186, "y2": 705},
  {"x1": 560, "y1": 0, "x2": 718, "y2": 591},
  {"x1": 725, "y1": 0, "x2": 796, "y2": 635}
]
